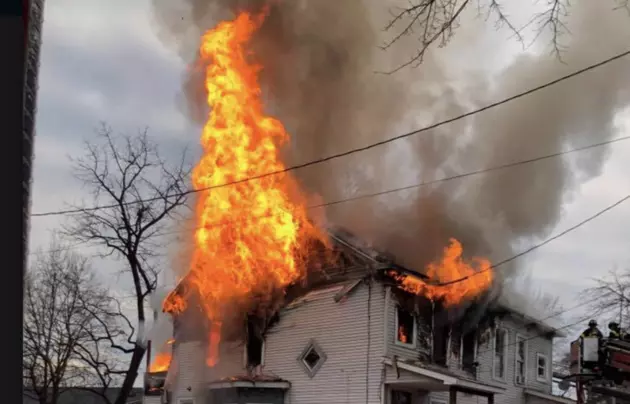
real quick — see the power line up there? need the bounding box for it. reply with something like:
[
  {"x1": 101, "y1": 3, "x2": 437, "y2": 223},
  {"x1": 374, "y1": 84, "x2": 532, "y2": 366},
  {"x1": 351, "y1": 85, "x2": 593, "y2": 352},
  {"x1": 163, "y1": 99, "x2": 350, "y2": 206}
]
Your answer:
[
  {"x1": 30, "y1": 50, "x2": 630, "y2": 218},
  {"x1": 312, "y1": 136, "x2": 630, "y2": 209},
  {"x1": 433, "y1": 193, "x2": 630, "y2": 287},
  {"x1": 28, "y1": 136, "x2": 630, "y2": 256}
]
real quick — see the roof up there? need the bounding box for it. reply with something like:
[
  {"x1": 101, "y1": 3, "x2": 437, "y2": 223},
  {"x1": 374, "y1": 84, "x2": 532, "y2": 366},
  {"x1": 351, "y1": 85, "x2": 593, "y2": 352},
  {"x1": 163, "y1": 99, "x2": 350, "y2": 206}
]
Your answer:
[
  {"x1": 208, "y1": 374, "x2": 291, "y2": 390},
  {"x1": 524, "y1": 389, "x2": 576, "y2": 404},
  {"x1": 163, "y1": 227, "x2": 559, "y2": 338},
  {"x1": 162, "y1": 227, "x2": 409, "y2": 314},
  {"x1": 382, "y1": 357, "x2": 506, "y2": 396},
  {"x1": 496, "y1": 294, "x2": 567, "y2": 338}
]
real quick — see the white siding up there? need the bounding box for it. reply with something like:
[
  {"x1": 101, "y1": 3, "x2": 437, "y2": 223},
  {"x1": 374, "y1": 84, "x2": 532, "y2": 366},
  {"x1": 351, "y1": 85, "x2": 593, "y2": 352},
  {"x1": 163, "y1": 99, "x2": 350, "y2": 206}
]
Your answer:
[
  {"x1": 169, "y1": 280, "x2": 563, "y2": 404},
  {"x1": 142, "y1": 397, "x2": 161, "y2": 404},
  {"x1": 264, "y1": 280, "x2": 385, "y2": 404},
  {"x1": 469, "y1": 316, "x2": 555, "y2": 404},
  {"x1": 171, "y1": 341, "x2": 206, "y2": 403}
]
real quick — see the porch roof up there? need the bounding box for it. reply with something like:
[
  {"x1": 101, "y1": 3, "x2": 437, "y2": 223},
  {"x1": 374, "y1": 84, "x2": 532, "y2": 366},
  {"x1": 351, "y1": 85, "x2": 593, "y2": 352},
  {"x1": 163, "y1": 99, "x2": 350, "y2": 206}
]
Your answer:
[
  {"x1": 208, "y1": 375, "x2": 291, "y2": 391},
  {"x1": 383, "y1": 358, "x2": 506, "y2": 396},
  {"x1": 524, "y1": 389, "x2": 575, "y2": 404}
]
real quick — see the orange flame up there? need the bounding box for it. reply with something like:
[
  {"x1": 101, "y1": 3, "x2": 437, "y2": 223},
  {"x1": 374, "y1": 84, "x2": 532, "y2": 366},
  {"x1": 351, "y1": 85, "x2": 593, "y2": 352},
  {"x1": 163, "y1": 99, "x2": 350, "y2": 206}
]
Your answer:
[
  {"x1": 163, "y1": 291, "x2": 186, "y2": 315},
  {"x1": 175, "y1": 11, "x2": 325, "y2": 367},
  {"x1": 393, "y1": 238, "x2": 493, "y2": 306},
  {"x1": 149, "y1": 352, "x2": 172, "y2": 373},
  {"x1": 398, "y1": 325, "x2": 408, "y2": 343}
]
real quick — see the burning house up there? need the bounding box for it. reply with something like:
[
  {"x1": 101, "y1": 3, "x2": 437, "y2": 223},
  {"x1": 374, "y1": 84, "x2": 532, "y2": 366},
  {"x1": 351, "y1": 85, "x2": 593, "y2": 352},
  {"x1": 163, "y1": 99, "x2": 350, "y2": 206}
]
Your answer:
[
  {"x1": 139, "y1": 6, "x2": 572, "y2": 404},
  {"x1": 143, "y1": 228, "x2": 568, "y2": 404}
]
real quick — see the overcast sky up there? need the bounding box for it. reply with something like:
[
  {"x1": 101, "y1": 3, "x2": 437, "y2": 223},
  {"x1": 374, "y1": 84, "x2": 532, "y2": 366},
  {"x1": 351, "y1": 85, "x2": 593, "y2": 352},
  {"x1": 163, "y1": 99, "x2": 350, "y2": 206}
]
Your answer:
[{"x1": 29, "y1": 0, "x2": 630, "y2": 354}]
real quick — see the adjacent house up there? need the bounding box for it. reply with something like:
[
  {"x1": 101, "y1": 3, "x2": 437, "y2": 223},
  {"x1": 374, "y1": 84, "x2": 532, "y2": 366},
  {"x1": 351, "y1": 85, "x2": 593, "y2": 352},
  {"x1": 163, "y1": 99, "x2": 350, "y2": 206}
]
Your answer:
[{"x1": 147, "y1": 229, "x2": 572, "y2": 404}]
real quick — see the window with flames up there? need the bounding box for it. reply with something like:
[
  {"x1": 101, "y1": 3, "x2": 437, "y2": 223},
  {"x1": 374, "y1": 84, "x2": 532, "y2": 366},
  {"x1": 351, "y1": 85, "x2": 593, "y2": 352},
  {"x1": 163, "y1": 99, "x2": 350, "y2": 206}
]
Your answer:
[{"x1": 395, "y1": 306, "x2": 416, "y2": 348}]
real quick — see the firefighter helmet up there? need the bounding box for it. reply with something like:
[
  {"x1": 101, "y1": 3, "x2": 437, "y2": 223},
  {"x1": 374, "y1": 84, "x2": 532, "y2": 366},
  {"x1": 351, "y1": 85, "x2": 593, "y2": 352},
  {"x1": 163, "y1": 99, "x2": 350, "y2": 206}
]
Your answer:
[{"x1": 589, "y1": 320, "x2": 598, "y2": 327}]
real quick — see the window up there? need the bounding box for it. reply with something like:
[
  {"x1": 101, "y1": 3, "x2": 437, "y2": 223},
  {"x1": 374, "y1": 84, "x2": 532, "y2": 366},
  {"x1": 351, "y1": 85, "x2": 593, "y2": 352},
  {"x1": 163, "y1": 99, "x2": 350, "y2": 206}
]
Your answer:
[
  {"x1": 298, "y1": 340, "x2": 327, "y2": 377},
  {"x1": 395, "y1": 306, "x2": 416, "y2": 348},
  {"x1": 493, "y1": 328, "x2": 508, "y2": 380},
  {"x1": 244, "y1": 316, "x2": 264, "y2": 368},
  {"x1": 432, "y1": 324, "x2": 449, "y2": 366},
  {"x1": 461, "y1": 331, "x2": 477, "y2": 372},
  {"x1": 537, "y1": 353, "x2": 549, "y2": 382},
  {"x1": 391, "y1": 390, "x2": 412, "y2": 404},
  {"x1": 515, "y1": 335, "x2": 527, "y2": 385}
]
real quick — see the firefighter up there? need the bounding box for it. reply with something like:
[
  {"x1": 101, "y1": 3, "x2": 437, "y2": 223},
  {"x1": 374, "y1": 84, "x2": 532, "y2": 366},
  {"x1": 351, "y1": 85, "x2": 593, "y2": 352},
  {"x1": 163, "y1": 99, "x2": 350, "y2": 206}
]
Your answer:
[
  {"x1": 581, "y1": 319, "x2": 604, "y2": 339},
  {"x1": 608, "y1": 321, "x2": 627, "y2": 340}
]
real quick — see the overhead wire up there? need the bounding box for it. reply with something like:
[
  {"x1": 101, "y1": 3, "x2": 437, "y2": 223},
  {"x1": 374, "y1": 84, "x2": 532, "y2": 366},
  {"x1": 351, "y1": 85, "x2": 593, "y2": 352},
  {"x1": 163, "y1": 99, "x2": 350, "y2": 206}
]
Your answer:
[
  {"x1": 27, "y1": 136, "x2": 630, "y2": 256},
  {"x1": 432, "y1": 193, "x2": 630, "y2": 287},
  {"x1": 30, "y1": 49, "x2": 630, "y2": 218}
]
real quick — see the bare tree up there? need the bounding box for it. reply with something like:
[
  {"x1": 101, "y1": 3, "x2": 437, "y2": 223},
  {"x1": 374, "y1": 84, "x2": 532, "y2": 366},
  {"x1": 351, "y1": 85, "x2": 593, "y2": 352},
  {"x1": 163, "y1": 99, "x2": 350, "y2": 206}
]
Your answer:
[
  {"x1": 585, "y1": 266, "x2": 630, "y2": 329},
  {"x1": 382, "y1": 0, "x2": 626, "y2": 72},
  {"x1": 62, "y1": 125, "x2": 190, "y2": 404},
  {"x1": 23, "y1": 236, "x2": 117, "y2": 404}
]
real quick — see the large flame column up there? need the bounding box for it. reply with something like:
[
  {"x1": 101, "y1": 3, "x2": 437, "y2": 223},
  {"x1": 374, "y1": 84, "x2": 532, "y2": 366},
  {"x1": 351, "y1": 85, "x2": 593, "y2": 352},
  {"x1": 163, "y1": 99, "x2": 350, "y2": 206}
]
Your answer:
[{"x1": 180, "y1": 11, "x2": 325, "y2": 367}]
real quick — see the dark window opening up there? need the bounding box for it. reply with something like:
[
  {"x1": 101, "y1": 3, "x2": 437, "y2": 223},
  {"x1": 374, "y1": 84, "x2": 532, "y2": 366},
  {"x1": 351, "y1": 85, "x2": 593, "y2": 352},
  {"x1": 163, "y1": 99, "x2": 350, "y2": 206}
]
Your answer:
[
  {"x1": 303, "y1": 347, "x2": 321, "y2": 370},
  {"x1": 396, "y1": 306, "x2": 415, "y2": 345},
  {"x1": 462, "y1": 331, "x2": 476, "y2": 372},
  {"x1": 391, "y1": 390, "x2": 412, "y2": 404},
  {"x1": 432, "y1": 324, "x2": 449, "y2": 366},
  {"x1": 246, "y1": 316, "x2": 263, "y2": 367}
]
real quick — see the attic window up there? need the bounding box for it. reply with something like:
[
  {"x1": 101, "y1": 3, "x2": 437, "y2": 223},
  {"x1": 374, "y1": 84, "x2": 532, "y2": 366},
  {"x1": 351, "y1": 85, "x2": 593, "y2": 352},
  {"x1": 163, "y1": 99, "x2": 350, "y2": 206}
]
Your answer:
[
  {"x1": 298, "y1": 340, "x2": 327, "y2": 377},
  {"x1": 395, "y1": 306, "x2": 416, "y2": 348}
]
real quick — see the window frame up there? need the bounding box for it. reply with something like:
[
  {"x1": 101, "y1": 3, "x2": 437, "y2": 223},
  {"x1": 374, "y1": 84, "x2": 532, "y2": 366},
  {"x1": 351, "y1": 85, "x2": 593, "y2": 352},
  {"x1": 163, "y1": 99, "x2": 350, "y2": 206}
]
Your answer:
[
  {"x1": 459, "y1": 331, "x2": 478, "y2": 370},
  {"x1": 297, "y1": 339, "x2": 327, "y2": 378},
  {"x1": 536, "y1": 352, "x2": 549, "y2": 383},
  {"x1": 394, "y1": 305, "x2": 417, "y2": 349},
  {"x1": 492, "y1": 328, "x2": 508, "y2": 381},
  {"x1": 243, "y1": 338, "x2": 266, "y2": 369},
  {"x1": 514, "y1": 334, "x2": 527, "y2": 385}
]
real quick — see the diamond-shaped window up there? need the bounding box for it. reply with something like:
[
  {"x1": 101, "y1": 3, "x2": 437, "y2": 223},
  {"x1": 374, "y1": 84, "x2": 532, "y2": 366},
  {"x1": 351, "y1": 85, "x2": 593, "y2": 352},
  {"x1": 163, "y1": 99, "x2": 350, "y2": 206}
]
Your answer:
[{"x1": 298, "y1": 340, "x2": 327, "y2": 377}]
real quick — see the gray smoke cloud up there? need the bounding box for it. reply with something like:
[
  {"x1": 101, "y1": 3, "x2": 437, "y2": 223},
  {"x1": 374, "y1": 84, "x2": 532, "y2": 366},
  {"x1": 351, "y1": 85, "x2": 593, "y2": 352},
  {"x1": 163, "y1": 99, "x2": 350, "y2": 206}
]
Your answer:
[{"x1": 150, "y1": 0, "x2": 630, "y2": 290}]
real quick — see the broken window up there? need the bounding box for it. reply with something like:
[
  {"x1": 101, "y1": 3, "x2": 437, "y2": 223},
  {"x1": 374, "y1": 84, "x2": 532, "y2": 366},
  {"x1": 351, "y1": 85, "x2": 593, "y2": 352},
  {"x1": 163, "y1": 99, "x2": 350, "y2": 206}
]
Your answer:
[
  {"x1": 462, "y1": 331, "x2": 476, "y2": 372},
  {"x1": 515, "y1": 335, "x2": 526, "y2": 384},
  {"x1": 493, "y1": 328, "x2": 507, "y2": 379},
  {"x1": 391, "y1": 390, "x2": 412, "y2": 404},
  {"x1": 298, "y1": 340, "x2": 327, "y2": 377},
  {"x1": 245, "y1": 316, "x2": 263, "y2": 368},
  {"x1": 395, "y1": 306, "x2": 416, "y2": 347}
]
